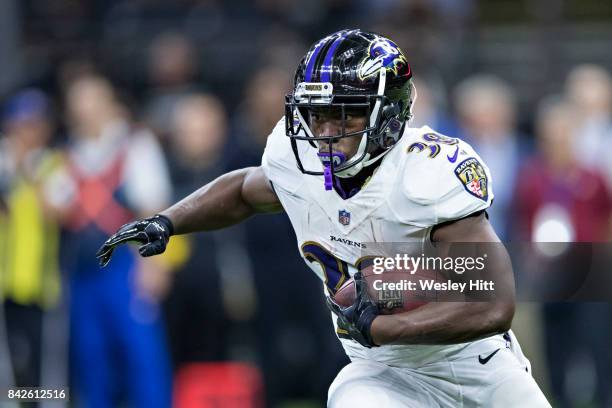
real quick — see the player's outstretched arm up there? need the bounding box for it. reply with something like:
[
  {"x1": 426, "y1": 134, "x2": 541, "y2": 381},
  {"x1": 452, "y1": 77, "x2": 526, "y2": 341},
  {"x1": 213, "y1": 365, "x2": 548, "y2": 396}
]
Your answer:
[
  {"x1": 370, "y1": 212, "x2": 516, "y2": 346},
  {"x1": 96, "y1": 166, "x2": 281, "y2": 266},
  {"x1": 160, "y1": 166, "x2": 282, "y2": 234}
]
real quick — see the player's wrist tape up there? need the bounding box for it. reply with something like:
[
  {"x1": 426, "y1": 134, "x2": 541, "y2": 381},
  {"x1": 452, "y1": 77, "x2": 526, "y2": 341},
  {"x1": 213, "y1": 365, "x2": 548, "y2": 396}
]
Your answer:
[
  {"x1": 357, "y1": 308, "x2": 379, "y2": 347},
  {"x1": 154, "y1": 214, "x2": 174, "y2": 236}
]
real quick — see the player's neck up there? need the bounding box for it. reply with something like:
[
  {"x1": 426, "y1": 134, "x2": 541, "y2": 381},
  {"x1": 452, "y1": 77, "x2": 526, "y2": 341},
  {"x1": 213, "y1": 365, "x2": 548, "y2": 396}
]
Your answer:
[{"x1": 332, "y1": 160, "x2": 380, "y2": 200}]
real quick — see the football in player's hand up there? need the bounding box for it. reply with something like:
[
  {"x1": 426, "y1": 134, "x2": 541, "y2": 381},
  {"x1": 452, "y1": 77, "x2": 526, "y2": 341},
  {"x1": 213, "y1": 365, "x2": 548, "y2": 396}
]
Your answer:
[{"x1": 333, "y1": 267, "x2": 439, "y2": 314}]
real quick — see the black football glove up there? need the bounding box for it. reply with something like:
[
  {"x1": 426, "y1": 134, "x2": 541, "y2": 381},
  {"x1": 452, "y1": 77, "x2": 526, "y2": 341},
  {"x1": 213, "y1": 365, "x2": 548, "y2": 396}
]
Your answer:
[
  {"x1": 326, "y1": 271, "x2": 379, "y2": 348},
  {"x1": 95, "y1": 214, "x2": 174, "y2": 267}
]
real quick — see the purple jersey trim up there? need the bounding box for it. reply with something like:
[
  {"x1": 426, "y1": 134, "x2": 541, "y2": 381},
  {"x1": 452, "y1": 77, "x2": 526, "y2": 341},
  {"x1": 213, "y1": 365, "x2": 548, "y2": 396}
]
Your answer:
[{"x1": 333, "y1": 176, "x2": 361, "y2": 199}]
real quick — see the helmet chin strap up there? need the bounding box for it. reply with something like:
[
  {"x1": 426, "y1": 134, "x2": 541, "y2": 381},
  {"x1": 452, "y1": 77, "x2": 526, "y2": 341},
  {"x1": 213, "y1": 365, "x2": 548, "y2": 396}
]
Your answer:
[
  {"x1": 335, "y1": 141, "x2": 392, "y2": 178},
  {"x1": 317, "y1": 133, "x2": 385, "y2": 182},
  {"x1": 334, "y1": 134, "x2": 369, "y2": 178}
]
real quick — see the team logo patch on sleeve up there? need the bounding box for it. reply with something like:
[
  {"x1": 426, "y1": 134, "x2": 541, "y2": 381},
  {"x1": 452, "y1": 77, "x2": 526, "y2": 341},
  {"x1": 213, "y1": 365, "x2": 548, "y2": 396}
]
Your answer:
[{"x1": 454, "y1": 157, "x2": 488, "y2": 201}]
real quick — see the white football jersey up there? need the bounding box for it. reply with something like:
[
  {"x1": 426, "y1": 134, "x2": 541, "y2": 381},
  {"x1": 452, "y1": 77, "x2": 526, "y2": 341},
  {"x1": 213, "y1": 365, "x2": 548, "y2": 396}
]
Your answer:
[{"x1": 261, "y1": 117, "x2": 498, "y2": 367}]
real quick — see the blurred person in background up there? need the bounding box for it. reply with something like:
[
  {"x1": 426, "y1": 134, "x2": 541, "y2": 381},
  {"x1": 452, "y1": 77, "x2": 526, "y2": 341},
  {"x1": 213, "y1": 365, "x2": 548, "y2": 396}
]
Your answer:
[
  {"x1": 565, "y1": 64, "x2": 612, "y2": 190},
  {"x1": 169, "y1": 94, "x2": 228, "y2": 197},
  {"x1": 230, "y1": 65, "x2": 293, "y2": 166},
  {"x1": 0, "y1": 89, "x2": 62, "y2": 389},
  {"x1": 454, "y1": 74, "x2": 527, "y2": 240},
  {"x1": 164, "y1": 93, "x2": 231, "y2": 364},
  {"x1": 229, "y1": 65, "x2": 348, "y2": 406},
  {"x1": 144, "y1": 31, "x2": 203, "y2": 139},
  {"x1": 513, "y1": 96, "x2": 612, "y2": 407},
  {"x1": 47, "y1": 74, "x2": 173, "y2": 407},
  {"x1": 513, "y1": 97, "x2": 612, "y2": 243},
  {"x1": 410, "y1": 75, "x2": 458, "y2": 137},
  {"x1": 166, "y1": 93, "x2": 267, "y2": 406}
]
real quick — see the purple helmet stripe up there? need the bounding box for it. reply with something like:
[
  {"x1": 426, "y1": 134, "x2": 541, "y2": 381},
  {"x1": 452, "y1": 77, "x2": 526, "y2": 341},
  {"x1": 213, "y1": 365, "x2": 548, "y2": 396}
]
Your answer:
[
  {"x1": 304, "y1": 37, "x2": 328, "y2": 82},
  {"x1": 320, "y1": 31, "x2": 349, "y2": 82}
]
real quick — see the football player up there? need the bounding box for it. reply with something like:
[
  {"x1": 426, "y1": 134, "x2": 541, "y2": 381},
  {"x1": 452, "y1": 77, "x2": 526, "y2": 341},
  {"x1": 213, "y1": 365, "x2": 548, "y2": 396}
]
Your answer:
[{"x1": 97, "y1": 29, "x2": 551, "y2": 407}]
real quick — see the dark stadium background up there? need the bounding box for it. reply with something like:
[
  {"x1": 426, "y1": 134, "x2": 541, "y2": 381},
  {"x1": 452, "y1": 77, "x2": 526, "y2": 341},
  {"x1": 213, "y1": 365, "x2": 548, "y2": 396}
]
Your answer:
[{"x1": 1, "y1": 0, "x2": 611, "y2": 407}]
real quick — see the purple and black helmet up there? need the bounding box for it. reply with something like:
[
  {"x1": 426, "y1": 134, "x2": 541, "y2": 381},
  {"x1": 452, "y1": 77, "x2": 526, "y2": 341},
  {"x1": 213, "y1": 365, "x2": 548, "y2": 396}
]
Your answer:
[{"x1": 285, "y1": 29, "x2": 415, "y2": 185}]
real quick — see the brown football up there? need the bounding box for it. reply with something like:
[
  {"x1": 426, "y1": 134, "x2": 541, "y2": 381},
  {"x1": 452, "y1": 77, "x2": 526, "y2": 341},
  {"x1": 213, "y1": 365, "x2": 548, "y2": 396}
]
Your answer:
[{"x1": 333, "y1": 268, "x2": 440, "y2": 314}]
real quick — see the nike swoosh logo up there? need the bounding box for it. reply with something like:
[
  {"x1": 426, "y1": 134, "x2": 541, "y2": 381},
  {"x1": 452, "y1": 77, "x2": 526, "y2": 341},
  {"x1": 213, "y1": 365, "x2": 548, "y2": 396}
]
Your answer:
[
  {"x1": 478, "y1": 348, "x2": 500, "y2": 364},
  {"x1": 447, "y1": 146, "x2": 459, "y2": 163}
]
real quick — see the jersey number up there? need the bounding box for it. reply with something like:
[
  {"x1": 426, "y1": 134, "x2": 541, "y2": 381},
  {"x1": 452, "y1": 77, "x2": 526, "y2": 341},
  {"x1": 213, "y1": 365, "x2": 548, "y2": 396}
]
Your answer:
[
  {"x1": 300, "y1": 242, "x2": 373, "y2": 294},
  {"x1": 407, "y1": 133, "x2": 458, "y2": 158}
]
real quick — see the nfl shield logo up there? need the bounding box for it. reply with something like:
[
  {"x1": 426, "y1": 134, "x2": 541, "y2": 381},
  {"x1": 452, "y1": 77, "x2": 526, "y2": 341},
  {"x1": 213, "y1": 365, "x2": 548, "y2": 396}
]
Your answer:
[{"x1": 338, "y1": 210, "x2": 351, "y2": 226}]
